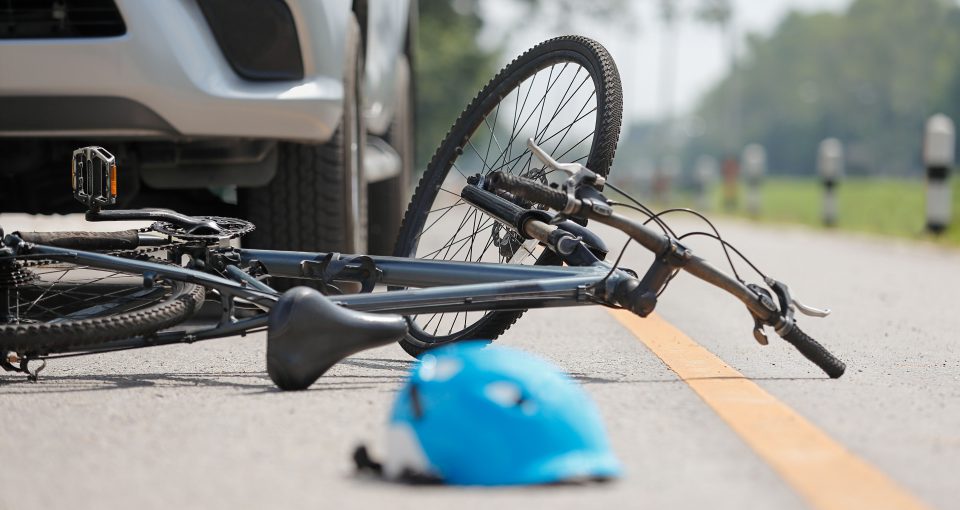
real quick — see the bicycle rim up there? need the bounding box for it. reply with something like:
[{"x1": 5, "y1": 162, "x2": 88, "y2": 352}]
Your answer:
[
  {"x1": 0, "y1": 258, "x2": 204, "y2": 355},
  {"x1": 393, "y1": 36, "x2": 622, "y2": 355}
]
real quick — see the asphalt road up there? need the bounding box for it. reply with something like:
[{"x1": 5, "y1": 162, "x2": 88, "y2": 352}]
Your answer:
[{"x1": 0, "y1": 212, "x2": 956, "y2": 510}]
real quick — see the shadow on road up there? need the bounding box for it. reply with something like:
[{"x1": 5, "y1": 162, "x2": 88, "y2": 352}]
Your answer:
[
  {"x1": 0, "y1": 359, "x2": 415, "y2": 395},
  {"x1": 340, "y1": 357, "x2": 416, "y2": 372},
  {"x1": 0, "y1": 357, "x2": 827, "y2": 395}
]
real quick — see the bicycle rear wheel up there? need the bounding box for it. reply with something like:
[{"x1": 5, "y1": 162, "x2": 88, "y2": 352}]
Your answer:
[
  {"x1": 393, "y1": 36, "x2": 622, "y2": 356},
  {"x1": 0, "y1": 257, "x2": 205, "y2": 355}
]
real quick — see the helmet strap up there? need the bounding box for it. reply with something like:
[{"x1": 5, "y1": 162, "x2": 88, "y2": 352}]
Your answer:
[{"x1": 353, "y1": 444, "x2": 443, "y2": 485}]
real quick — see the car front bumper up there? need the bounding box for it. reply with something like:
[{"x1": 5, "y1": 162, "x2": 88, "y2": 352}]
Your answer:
[{"x1": 0, "y1": 0, "x2": 351, "y2": 142}]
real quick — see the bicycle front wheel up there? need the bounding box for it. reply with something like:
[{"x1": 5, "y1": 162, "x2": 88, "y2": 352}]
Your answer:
[{"x1": 393, "y1": 36, "x2": 622, "y2": 356}]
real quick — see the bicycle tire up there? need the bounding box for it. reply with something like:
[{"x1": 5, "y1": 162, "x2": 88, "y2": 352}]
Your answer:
[
  {"x1": 0, "y1": 259, "x2": 205, "y2": 355},
  {"x1": 393, "y1": 36, "x2": 622, "y2": 357}
]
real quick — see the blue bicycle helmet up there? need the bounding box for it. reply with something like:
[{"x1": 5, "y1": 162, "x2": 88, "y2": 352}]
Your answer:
[{"x1": 356, "y1": 342, "x2": 621, "y2": 485}]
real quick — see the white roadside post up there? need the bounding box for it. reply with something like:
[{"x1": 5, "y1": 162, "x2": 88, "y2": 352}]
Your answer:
[
  {"x1": 817, "y1": 138, "x2": 844, "y2": 227},
  {"x1": 741, "y1": 144, "x2": 766, "y2": 216},
  {"x1": 722, "y1": 156, "x2": 740, "y2": 211},
  {"x1": 695, "y1": 156, "x2": 719, "y2": 211},
  {"x1": 923, "y1": 114, "x2": 955, "y2": 234},
  {"x1": 657, "y1": 155, "x2": 681, "y2": 204},
  {"x1": 636, "y1": 158, "x2": 656, "y2": 201}
]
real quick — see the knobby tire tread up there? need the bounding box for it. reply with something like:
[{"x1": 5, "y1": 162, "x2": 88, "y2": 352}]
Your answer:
[
  {"x1": 393, "y1": 36, "x2": 622, "y2": 356},
  {"x1": 0, "y1": 281, "x2": 206, "y2": 354}
]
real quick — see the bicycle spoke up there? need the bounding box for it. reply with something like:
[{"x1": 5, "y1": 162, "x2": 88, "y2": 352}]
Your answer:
[
  {"x1": 430, "y1": 222, "x2": 494, "y2": 262},
  {"x1": 446, "y1": 216, "x2": 495, "y2": 262},
  {"x1": 402, "y1": 42, "x2": 616, "y2": 347},
  {"x1": 466, "y1": 205, "x2": 479, "y2": 262},
  {"x1": 446, "y1": 311, "x2": 460, "y2": 336},
  {"x1": 533, "y1": 64, "x2": 557, "y2": 143},
  {"x1": 4, "y1": 261, "x2": 176, "y2": 326},
  {"x1": 17, "y1": 264, "x2": 72, "y2": 319},
  {"x1": 419, "y1": 212, "x2": 491, "y2": 260},
  {"x1": 437, "y1": 207, "x2": 482, "y2": 260},
  {"x1": 414, "y1": 198, "x2": 466, "y2": 244},
  {"x1": 422, "y1": 313, "x2": 439, "y2": 331},
  {"x1": 482, "y1": 101, "x2": 505, "y2": 160},
  {"x1": 554, "y1": 129, "x2": 596, "y2": 164},
  {"x1": 485, "y1": 65, "x2": 572, "y2": 175},
  {"x1": 439, "y1": 187, "x2": 462, "y2": 198},
  {"x1": 477, "y1": 226, "x2": 499, "y2": 262},
  {"x1": 32, "y1": 282, "x2": 162, "y2": 317},
  {"x1": 466, "y1": 138, "x2": 500, "y2": 175},
  {"x1": 549, "y1": 91, "x2": 598, "y2": 156},
  {"x1": 427, "y1": 201, "x2": 468, "y2": 215},
  {"x1": 492, "y1": 100, "x2": 597, "y2": 181},
  {"x1": 529, "y1": 90, "x2": 594, "y2": 159},
  {"x1": 24, "y1": 269, "x2": 129, "y2": 316}
]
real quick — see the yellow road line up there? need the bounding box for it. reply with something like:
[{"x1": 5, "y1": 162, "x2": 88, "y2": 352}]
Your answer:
[{"x1": 609, "y1": 309, "x2": 931, "y2": 510}]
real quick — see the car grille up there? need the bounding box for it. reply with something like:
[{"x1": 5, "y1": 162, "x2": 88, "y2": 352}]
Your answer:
[{"x1": 0, "y1": 0, "x2": 126, "y2": 39}]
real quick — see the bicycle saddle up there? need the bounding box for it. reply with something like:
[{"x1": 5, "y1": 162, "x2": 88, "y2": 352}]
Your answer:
[{"x1": 266, "y1": 286, "x2": 408, "y2": 390}]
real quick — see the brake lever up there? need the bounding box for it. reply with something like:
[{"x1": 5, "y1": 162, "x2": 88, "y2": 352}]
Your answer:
[
  {"x1": 527, "y1": 138, "x2": 585, "y2": 177},
  {"x1": 746, "y1": 283, "x2": 777, "y2": 345},
  {"x1": 792, "y1": 297, "x2": 831, "y2": 318},
  {"x1": 527, "y1": 138, "x2": 606, "y2": 191},
  {"x1": 764, "y1": 277, "x2": 831, "y2": 319}
]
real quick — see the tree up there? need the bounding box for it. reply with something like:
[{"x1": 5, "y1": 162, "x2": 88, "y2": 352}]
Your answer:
[
  {"x1": 687, "y1": 0, "x2": 960, "y2": 176},
  {"x1": 415, "y1": 1, "x2": 500, "y2": 169}
]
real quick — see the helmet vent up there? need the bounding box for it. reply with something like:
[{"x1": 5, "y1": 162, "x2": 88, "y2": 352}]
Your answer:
[
  {"x1": 485, "y1": 381, "x2": 539, "y2": 415},
  {"x1": 419, "y1": 356, "x2": 462, "y2": 382},
  {"x1": 484, "y1": 381, "x2": 523, "y2": 407}
]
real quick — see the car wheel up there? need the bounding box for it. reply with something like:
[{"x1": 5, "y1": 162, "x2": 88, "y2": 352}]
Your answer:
[
  {"x1": 239, "y1": 14, "x2": 367, "y2": 276},
  {"x1": 367, "y1": 53, "x2": 413, "y2": 255}
]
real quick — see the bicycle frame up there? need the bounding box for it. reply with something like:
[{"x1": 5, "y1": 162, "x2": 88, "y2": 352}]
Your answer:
[
  {"x1": 4, "y1": 134, "x2": 845, "y2": 380},
  {"x1": 241, "y1": 250, "x2": 616, "y2": 313},
  {"x1": 20, "y1": 242, "x2": 631, "y2": 354}
]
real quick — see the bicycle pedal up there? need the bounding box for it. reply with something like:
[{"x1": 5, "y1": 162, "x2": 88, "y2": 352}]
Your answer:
[{"x1": 72, "y1": 146, "x2": 118, "y2": 209}]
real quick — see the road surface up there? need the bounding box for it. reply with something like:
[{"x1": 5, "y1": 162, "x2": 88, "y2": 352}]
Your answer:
[{"x1": 0, "y1": 212, "x2": 956, "y2": 510}]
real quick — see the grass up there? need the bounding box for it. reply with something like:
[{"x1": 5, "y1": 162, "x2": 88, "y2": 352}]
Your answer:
[{"x1": 707, "y1": 177, "x2": 960, "y2": 245}]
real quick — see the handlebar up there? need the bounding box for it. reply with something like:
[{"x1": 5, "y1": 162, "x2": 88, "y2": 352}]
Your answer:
[{"x1": 487, "y1": 170, "x2": 845, "y2": 378}]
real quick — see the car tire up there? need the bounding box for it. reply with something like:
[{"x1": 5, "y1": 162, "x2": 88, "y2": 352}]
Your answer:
[
  {"x1": 367, "y1": 53, "x2": 413, "y2": 255},
  {"x1": 239, "y1": 15, "x2": 367, "y2": 273}
]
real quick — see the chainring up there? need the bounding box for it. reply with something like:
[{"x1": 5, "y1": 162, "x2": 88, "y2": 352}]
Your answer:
[{"x1": 150, "y1": 216, "x2": 255, "y2": 244}]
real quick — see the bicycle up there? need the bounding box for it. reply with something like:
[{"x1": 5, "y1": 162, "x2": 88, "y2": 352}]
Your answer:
[{"x1": 0, "y1": 37, "x2": 844, "y2": 390}]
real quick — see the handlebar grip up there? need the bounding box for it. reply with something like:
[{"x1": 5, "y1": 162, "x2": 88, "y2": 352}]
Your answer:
[
  {"x1": 781, "y1": 324, "x2": 845, "y2": 378},
  {"x1": 488, "y1": 172, "x2": 570, "y2": 212}
]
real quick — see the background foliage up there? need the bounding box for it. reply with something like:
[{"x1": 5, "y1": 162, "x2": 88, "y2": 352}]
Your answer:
[
  {"x1": 688, "y1": 0, "x2": 960, "y2": 176},
  {"x1": 413, "y1": 0, "x2": 632, "y2": 172},
  {"x1": 414, "y1": 0, "x2": 499, "y2": 170}
]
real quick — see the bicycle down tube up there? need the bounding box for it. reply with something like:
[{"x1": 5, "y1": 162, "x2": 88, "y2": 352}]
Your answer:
[{"x1": 19, "y1": 242, "x2": 625, "y2": 318}]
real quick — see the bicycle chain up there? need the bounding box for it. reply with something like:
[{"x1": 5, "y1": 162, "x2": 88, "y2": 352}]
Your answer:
[
  {"x1": 110, "y1": 227, "x2": 184, "y2": 259},
  {"x1": 102, "y1": 225, "x2": 249, "y2": 260},
  {"x1": 17, "y1": 223, "x2": 250, "y2": 267}
]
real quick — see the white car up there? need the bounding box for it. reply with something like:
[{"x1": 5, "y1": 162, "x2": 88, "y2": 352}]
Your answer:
[{"x1": 0, "y1": 0, "x2": 415, "y2": 255}]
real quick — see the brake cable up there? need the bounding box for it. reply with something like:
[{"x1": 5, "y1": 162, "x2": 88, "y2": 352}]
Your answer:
[{"x1": 593, "y1": 186, "x2": 773, "y2": 302}]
